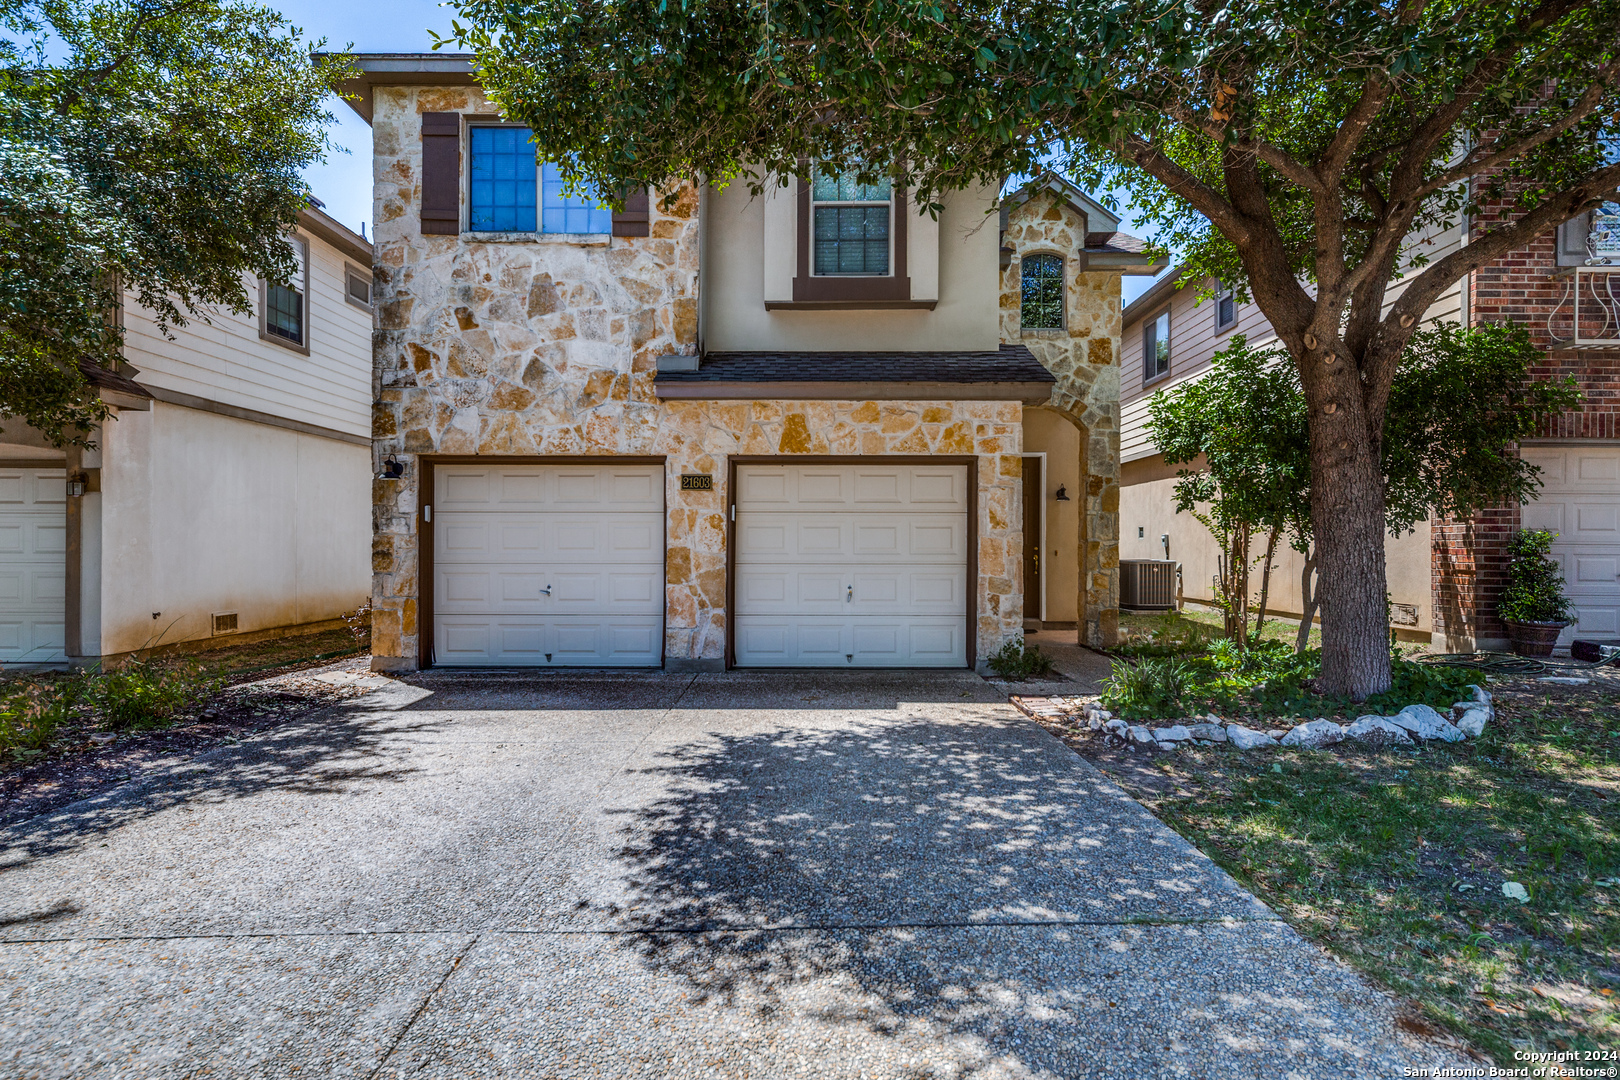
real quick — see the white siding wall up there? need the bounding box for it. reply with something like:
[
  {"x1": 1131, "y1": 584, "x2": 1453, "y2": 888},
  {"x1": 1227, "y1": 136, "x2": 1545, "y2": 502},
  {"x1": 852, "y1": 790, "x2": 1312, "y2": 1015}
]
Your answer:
[
  {"x1": 95, "y1": 402, "x2": 370, "y2": 656},
  {"x1": 121, "y1": 229, "x2": 372, "y2": 438}
]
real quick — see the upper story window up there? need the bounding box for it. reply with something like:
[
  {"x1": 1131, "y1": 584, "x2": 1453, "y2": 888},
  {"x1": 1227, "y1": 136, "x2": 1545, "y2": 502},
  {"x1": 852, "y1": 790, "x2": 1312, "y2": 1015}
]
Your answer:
[
  {"x1": 1215, "y1": 282, "x2": 1237, "y2": 331},
  {"x1": 1020, "y1": 253, "x2": 1064, "y2": 329},
  {"x1": 812, "y1": 170, "x2": 892, "y2": 275},
  {"x1": 468, "y1": 126, "x2": 612, "y2": 235},
  {"x1": 1143, "y1": 308, "x2": 1170, "y2": 382},
  {"x1": 259, "y1": 234, "x2": 309, "y2": 354},
  {"x1": 345, "y1": 263, "x2": 373, "y2": 310}
]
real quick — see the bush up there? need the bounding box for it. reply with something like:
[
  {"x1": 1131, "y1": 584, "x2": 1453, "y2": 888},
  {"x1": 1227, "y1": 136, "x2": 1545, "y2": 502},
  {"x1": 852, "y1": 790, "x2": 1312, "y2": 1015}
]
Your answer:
[
  {"x1": 1113, "y1": 611, "x2": 1215, "y2": 659},
  {"x1": 1499, "y1": 528, "x2": 1576, "y2": 624},
  {"x1": 0, "y1": 678, "x2": 79, "y2": 758},
  {"x1": 89, "y1": 659, "x2": 223, "y2": 732},
  {"x1": 986, "y1": 638, "x2": 1057, "y2": 680},
  {"x1": 1101, "y1": 656, "x2": 1195, "y2": 718}
]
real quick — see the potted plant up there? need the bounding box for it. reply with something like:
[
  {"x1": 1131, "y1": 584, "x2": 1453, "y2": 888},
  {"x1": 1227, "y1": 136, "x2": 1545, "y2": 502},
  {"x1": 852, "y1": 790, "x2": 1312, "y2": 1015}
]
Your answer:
[{"x1": 1498, "y1": 528, "x2": 1576, "y2": 657}]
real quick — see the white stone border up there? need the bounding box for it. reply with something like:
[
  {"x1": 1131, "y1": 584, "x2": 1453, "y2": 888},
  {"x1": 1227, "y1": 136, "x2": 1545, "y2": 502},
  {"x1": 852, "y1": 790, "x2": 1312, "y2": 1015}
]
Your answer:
[{"x1": 1078, "y1": 684, "x2": 1495, "y2": 751}]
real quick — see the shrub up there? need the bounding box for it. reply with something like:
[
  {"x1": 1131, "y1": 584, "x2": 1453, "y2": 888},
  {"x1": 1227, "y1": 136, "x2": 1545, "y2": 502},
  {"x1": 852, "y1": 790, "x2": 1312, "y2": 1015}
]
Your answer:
[
  {"x1": 0, "y1": 678, "x2": 77, "y2": 758},
  {"x1": 987, "y1": 638, "x2": 1056, "y2": 680},
  {"x1": 1498, "y1": 528, "x2": 1576, "y2": 624},
  {"x1": 90, "y1": 659, "x2": 223, "y2": 731},
  {"x1": 1101, "y1": 656, "x2": 1195, "y2": 718},
  {"x1": 1114, "y1": 611, "x2": 1216, "y2": 659}
]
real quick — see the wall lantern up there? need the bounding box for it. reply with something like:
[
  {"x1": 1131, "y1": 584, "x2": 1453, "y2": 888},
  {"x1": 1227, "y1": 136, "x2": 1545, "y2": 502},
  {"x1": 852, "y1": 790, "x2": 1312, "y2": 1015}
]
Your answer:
[
  {"x1": 65, "y1": 472, "x2": 88, "y2": 498},
  {"x1": 1054, "y1": 485, "x2": 1070, "y2": 501},
  {"x1": 378, "y1": 456, "x2": 406, "y2": 480}
]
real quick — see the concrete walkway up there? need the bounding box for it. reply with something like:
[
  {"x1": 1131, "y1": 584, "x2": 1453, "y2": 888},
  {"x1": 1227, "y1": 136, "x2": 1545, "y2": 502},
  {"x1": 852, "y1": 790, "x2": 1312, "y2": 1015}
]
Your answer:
[{"x1": 0, "y1": 670, "x2": 1468, "y2": 1078}]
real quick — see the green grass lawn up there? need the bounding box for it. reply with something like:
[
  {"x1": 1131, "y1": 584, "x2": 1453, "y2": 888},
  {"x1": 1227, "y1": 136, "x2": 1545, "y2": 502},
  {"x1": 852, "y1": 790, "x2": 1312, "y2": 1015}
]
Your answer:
[
  {"x1": 1119, "y1": 607, "x2": 1325, "y2": 652},
  {"x1": 1113, "y1": 684, "x2": 1620, "y2": 1060}
]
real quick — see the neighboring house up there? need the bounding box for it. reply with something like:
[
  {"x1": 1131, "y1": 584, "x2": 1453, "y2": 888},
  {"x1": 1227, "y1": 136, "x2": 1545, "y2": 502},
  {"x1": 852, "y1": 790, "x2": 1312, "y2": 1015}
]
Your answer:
[
  {"x1": 1119, "y1": 206, "x2": 1619, "y2": 650},
  {"x1": 341, "y1": 55, "x2": 1158, "y2": 671},
  {"x1": 0, "y1": 203, "x2": 374, "y2": 666}
]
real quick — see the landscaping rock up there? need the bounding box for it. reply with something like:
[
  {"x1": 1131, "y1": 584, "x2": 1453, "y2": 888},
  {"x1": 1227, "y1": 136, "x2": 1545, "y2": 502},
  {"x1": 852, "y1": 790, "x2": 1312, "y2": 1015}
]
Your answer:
[
  {"x1": 1156, "y1": 741, "x2": 1180, "y2": 751},
  {"x1": 1127, "y1": 725, "x2": 1156, "y2": 746},
  {"x1": 1455, "y1": 707, "x2": 1490, "y2": 738},
  {"x1": 1153, "y1": 725, "x2": 1193, "y2": 743},
  {"x1": 1227, "y1": 724, "x2": 1276, "y2": 750},
  {"x1": 1280, "y1": 719, "x2": 1346, "y2": 748},
  {"x1": 1390, "y1": 704, "x2": 1465, "y2": 742},
  {"x1": 1188, "y1": 723, "x2": 1227, "y2": 743},
  {"x1": 1086, "y1": 716, "x2": 1105, "y2": 731},
  {"x1": 1345, "y1": 715, "x2": 1413, "y2": 744},
  {"x1": 1537, "y1": 676, "x2": 1590, "y2": 686},
  {"x1": 1103, "y1": 718, "x2": 1128, "y2": 734},
  {"x1": 1267, "y1": 729, "x2": 1288, "y2": 740},
  {"x1": 1466, "y1": 684, "x2": 1491, "y2": 704}
]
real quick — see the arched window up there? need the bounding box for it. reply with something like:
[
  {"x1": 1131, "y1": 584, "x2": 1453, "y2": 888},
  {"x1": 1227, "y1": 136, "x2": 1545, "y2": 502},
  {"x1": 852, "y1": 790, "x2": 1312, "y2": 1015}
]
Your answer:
[{"x1": 1020, "y1": 253, "x2": 1064, "y2": 329}]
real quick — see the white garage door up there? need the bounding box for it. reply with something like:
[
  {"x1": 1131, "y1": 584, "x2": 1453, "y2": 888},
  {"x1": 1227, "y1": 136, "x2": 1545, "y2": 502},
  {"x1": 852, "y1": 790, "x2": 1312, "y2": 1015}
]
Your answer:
[
  {"x1": 431, "y1": 464, "x2": 664, "y2": 666},
  {"x1": 734, "y1": 463, "x2": 969, "y2": 667},
  {"x1": 1522, "y1": 446, "x2": 1620, "y2": 642},
  {"x1": 0, "y1": 468, "x2": 67, "y2": 665}
]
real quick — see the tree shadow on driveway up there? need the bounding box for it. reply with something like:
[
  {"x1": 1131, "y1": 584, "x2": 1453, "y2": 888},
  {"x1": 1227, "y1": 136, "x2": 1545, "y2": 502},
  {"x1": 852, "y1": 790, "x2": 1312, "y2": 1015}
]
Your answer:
[
  {"x1": 550, "y1": 716, "x2": 1452, "y2": 1077},
  {"x1": 0, "y1": 697, "x2": 442, "y2": 865}
]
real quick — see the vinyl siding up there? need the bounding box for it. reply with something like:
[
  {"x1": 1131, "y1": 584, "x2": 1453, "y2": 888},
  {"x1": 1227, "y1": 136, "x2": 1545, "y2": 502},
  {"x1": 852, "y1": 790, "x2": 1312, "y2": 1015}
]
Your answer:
[{"x1": 120, "y1": 230, "x2": 372, "y2": 438}]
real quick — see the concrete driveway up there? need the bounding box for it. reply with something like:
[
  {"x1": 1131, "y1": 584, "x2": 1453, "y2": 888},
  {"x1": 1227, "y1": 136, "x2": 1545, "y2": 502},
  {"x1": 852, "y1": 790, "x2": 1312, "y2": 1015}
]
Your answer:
[{"x1": 0, "y1": 670, "x2": 1468, "y2": 1078}]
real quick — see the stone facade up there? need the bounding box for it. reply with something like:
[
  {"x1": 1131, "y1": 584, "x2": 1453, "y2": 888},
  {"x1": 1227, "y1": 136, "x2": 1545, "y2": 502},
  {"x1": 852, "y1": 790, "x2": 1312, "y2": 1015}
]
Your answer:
[
  {"x1": 999, "y1": 191, "x2": 1124, "y2": 647},
  {"x1": 368, "y1": 84, "x2": 1055, "y2": 669}
]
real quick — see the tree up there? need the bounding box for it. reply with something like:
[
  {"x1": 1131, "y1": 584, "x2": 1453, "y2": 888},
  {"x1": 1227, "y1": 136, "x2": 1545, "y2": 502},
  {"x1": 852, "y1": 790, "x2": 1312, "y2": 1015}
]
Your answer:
[
  {"x1": 0, "y1": 0, "x2": 350, "y2": 445},
  {"x1": 446, "y1": 0, "x2": 1620, "y2": 696},
  {"x1": 1148, "y1": 324, "x2": 1581, "y2": 652}
]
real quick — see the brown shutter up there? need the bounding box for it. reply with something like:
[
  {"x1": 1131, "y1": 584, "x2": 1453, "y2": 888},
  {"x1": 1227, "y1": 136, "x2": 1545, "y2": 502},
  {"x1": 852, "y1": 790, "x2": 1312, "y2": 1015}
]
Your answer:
[
  {"x1": 420, "y1": 112, "x2": 461, "y2": 236},
  {"x1": 612, "y1": 187, "x2": 650, "y2": 237}
]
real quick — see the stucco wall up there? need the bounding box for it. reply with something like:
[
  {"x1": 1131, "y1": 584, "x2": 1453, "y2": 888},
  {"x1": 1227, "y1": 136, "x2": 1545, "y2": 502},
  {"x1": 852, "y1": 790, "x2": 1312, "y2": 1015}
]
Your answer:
[
  {"x1": 96, "y1": 401, "x2": 371, "y2": 655},
  {"x1": 701, "y1": 179, "x2": 1002, "y2": 353},
  {"x1": 999, "y1": 191, "x2": 1123, "y2": 647},
  {"x1": 368, "y1": 84, "x2": 1027, "y2": 669},
  {"x1": 1019, "y1": 409, "x2": 1081, "y2": 625}
]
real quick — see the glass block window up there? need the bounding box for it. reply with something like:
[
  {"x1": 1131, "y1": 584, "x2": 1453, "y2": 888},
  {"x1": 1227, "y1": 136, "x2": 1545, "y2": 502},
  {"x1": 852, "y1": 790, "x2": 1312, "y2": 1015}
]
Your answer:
[
  {"x1": 812, "y1": 170, "x2": 891, "y2": 275},
  {"x1": 266, "y1": 283, "x2": 303, "y2": 344},
  {"x1": 469, "y1": 126, "x2": 538, "y2": 232},
  {"x1": 1020, "y1": 253, "x2": 1064, "y2": 329},
  {"x1": 540, "y1": 162, "x2": 613, "y2": 234}
]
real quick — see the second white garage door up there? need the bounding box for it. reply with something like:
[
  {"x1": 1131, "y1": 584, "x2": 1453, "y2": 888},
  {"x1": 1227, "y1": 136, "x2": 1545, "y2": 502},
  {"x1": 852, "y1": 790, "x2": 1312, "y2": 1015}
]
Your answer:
[
  {"x1": 734, "y1": 463, "x2": 970, "y2": 667},
  {"x1": 431, "y1": 463, "x2": 664, "y2": 666},
  {"x1": 1522, "y1": 445, "x2": 1620, "y2": 642},
  {"x1": 0, "y1": 467, "x2": 67, "y2": 665}
]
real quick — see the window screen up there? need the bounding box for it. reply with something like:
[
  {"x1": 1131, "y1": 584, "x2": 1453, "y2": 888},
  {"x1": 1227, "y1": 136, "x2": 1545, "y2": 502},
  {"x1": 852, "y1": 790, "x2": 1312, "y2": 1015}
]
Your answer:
[
  {"x1": 469, "y1": 127, "x2": 538, "y2": 232},
  {"x1": 812, "y1": 171, "x2": 891, "y2": 275},
  {"x1": 346, "y1": 271, "x2": 371, "y2": 307},
  {"x1": 266, "y1": 283, "x2": 303, "y2": 344},
  {"x1": 1020, "y1": 254, "x2": 1064, "y2": 329}
]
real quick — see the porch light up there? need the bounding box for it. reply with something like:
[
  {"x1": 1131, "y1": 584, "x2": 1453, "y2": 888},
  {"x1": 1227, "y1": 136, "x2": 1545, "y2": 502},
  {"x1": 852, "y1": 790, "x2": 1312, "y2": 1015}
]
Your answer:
[
  {"x1": 379, "y1": 456, "x2": 406, "y2": 480},
  {"x1": 65, "y1": 472, "x2": 88, "y2": 498},
  {"x1": 1054, "y1": 485, "x2": 1070, "y2": 501}
]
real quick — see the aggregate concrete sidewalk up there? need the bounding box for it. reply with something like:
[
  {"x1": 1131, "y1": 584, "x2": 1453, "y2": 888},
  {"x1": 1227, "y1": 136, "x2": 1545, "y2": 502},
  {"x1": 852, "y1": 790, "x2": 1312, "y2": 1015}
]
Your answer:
[{"x1": 0, "y1": 670, "x2": 1470, "y2": 1078}]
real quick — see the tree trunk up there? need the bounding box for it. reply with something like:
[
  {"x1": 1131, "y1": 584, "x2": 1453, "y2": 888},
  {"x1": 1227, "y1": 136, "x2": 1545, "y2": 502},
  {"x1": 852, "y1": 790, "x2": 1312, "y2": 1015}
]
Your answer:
[
  {"x1": 1254, "y1": 526, "x2": 1280, "y2": 643},
  {"x1": 1307, "y1": 401, "x2": 1392, "y2": 698},
  {"x1": 1296, "y1": 551, "x2": 1318, "y2": 654}
]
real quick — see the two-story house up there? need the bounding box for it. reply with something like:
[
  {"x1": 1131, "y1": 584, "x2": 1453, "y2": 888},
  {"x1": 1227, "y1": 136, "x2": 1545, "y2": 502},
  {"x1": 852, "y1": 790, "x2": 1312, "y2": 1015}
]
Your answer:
[
  {"x1": 341, "y1": 55, "x2": 1158, "y2": 672},
  {"x1": 0, "y1": 203, "x2": 374, "y2": 666},
  {"x1": 1119, "y1": 203, "x2": 1619, "y2": 651}
]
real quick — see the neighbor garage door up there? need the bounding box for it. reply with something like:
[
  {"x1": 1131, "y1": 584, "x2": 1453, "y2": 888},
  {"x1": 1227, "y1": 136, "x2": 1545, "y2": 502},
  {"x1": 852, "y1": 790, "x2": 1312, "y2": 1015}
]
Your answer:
[
  {"x1": 431, "y1": 463, "x2": 664, "y2": 666},
  {"x1": 734, "y1": 462, "x2": 969, "y2": 667},
  {"x1": 1522, "y1": 445, "x2": 1620, "y2": 643},
  {"x1": 0, "y1": 467, "x2": 67, "y2": 665}
]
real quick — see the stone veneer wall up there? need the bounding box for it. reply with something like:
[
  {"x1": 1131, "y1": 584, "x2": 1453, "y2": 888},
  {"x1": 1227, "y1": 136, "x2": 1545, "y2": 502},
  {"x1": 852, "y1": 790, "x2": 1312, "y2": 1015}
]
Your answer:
[
  {"x1": 999, "y1": 191, "x2": 1123, "y2": 647},
  {"x1": 368, "y1": 84, "x2": 1026, "y2": 668}
]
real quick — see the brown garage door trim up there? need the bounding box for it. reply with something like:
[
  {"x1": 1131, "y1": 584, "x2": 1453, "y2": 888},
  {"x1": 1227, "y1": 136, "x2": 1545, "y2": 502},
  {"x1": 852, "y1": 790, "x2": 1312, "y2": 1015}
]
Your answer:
[
  {"x1": 725, "y1": 455, "x2": 979, "y2": 671},
  {"x1": 417, "y1": 455, "x2": 668, "y2": 669}
]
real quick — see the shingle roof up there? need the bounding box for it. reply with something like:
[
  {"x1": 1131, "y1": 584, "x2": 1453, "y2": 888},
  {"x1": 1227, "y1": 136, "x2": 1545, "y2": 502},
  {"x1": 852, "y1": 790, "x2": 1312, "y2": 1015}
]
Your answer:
[
  {"x1": 656, "y1": 345, "x2": 1055, "y2": 385},
  {"x1": 1085, "y1": 231, "x2": 1150, "y2": 255}
]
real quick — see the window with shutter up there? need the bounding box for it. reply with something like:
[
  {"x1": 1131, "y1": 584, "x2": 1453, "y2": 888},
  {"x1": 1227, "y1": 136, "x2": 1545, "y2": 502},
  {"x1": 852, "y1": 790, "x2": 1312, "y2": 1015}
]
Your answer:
[
  {"x1": 420, "y1": 112, "x2": 462, "y2": 236},
  {"x1": 612, "y1": 187, "x2": 650, "y2": 237}
]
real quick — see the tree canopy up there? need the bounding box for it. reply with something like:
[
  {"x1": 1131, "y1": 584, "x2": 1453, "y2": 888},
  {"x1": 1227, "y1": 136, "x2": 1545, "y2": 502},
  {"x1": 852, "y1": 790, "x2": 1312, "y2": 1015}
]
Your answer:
[
  {"x1": 0, "y1": 0, "x2": 350, "y2": 445},
  {"x1": 449, "y1": 0, "x2": 1620, "y2": 695}
]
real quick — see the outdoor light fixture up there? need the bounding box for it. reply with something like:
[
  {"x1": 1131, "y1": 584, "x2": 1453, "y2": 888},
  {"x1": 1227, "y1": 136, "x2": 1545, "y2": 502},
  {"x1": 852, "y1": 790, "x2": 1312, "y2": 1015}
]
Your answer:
[
  {"x1": 379, "y1": 456, "x2": 406, "y2": 480},
  {"x1": 1054, "y1": 485, "x2": 1070, "y2": 501},
  {"x1": 65, "y1": 472, "x2": 88, "y2": 498}
]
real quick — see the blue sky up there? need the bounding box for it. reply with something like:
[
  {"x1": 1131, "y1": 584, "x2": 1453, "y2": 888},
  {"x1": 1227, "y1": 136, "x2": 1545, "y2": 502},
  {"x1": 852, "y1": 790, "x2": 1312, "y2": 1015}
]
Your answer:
[{"x1": 284, "y1": 0, "x2": 1167, "y2": 303}]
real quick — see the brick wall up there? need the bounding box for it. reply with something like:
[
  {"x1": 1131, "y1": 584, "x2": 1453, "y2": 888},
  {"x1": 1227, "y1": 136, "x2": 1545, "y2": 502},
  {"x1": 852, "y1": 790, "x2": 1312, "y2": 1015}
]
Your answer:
[{"x1": 1432, "y1": 194, "x2": 1620, "y2": 649}]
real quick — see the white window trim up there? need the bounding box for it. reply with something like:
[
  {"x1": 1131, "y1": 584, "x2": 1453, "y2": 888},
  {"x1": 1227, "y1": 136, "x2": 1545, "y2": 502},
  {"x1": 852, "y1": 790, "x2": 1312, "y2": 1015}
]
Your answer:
[
  {"x1": 809, "y1": 168, "x2": 895, "y2": 278},
  {"x1": 258, "y1": 233, "x2": 310, "y2": 356}
]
